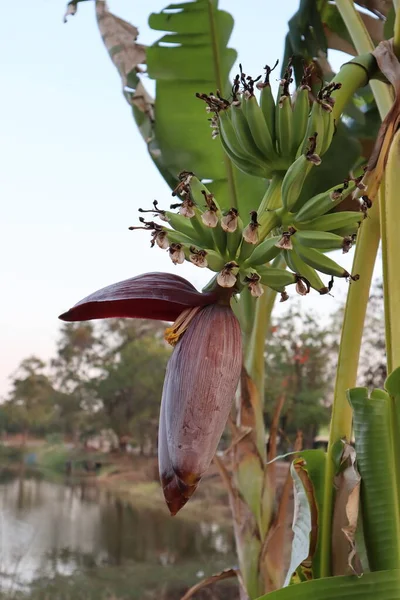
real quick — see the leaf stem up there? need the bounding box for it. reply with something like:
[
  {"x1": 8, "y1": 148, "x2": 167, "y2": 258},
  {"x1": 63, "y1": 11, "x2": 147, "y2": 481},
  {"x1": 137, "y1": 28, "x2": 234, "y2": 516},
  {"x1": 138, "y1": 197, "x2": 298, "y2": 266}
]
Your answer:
[
  {"x1": 245, "y1": 286, "x2": 276, "y2": 405},
  {"x1": 382, "y1": 130, "x2": 400, "y2": 371},
  {"x1": 320, "y1": 201, "x2": 381, "y2": 577},
  {"x1": 335, "y1": 0, "x2": 393, "y2": 118},
  {"x1": 379, "y1": 180, "x2": 392, "y2": 375},
  {"x1": 319, "y1": 1, "x2": 393, "y2": 577}
]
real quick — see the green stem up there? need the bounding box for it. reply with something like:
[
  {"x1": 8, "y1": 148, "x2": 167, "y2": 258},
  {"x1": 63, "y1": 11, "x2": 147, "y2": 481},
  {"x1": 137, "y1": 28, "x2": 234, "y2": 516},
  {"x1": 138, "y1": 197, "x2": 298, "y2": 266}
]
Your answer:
[
  {"x1": 258, "y1": 174, "x2": 283, "y2": 215},
  {"x1": 379, "y1": 180, "x2": 392, "y2": 375},
  {"x1": 245, "y1": 286, "x2": 276, "y2": 404},
  {"x1": 382, "y1": 130, "x2": 400, "y2": 370},
  {"x1": 319, "y1": 1, "x2": 393, "y2": 577},
  {"x1": 331, "y1": 61, "x2": 369, "y2": 121},
  {"x1": 335, "y1": 0, "x2": 393, "y2": 119},
  {"x1": 320, "y1": 201, "x2": 381, "y2": 577},
  {"x1": 394, "y1": 2, "x2": 400, "y2": 59}
]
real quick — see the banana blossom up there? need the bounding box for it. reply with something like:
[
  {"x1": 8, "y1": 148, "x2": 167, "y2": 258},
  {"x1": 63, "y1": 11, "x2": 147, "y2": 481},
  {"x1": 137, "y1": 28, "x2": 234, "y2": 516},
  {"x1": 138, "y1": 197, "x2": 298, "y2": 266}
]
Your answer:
[{"x1": 59, "y1": 272, "x2": 242, "y2": 514}]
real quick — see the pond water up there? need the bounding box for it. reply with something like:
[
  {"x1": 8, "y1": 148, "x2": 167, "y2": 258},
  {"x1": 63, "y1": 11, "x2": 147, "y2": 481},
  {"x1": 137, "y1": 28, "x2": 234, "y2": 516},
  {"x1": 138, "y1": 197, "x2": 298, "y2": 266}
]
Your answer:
[{"x1": 0, "y1": 469, "x2": 237, "y2": 600}]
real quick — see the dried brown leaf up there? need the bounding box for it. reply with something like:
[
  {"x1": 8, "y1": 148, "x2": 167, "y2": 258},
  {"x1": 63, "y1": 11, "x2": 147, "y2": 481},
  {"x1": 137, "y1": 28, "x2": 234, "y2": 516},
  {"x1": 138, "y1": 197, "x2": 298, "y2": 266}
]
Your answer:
[
  {"x1": 95, "y1": 0, "x2": 146, "y2": 86},
  {"x1": 332, "y1": 441, "x2": 363, "y2": 576},
  {"x1": 261, "y1": 459, "x2": 292, "y2": 591},
  {"x1": 361, "y1": 40, "x2": 398, "y2": 200}
]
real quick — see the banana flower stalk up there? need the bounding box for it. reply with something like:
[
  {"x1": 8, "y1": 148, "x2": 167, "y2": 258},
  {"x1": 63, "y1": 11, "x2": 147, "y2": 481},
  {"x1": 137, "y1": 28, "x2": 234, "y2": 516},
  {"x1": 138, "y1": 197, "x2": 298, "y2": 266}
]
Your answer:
[{"x1": 59, "y1": 272, "x2": 242, "y2": 515}]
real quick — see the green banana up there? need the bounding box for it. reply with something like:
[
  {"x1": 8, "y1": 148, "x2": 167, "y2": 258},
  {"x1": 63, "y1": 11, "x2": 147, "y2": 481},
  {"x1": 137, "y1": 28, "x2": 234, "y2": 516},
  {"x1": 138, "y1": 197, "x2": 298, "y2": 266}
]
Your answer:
[
  {"x1": 281, "y1": 154, "x2": 314, "y2": 211},
  {"x1": 283, "y1": 249, "x2": 329, "y2": 294},
  {"x1": 226, "y1": 216, "x2": 244, "y2": 260},
  {"x1": 164, "y1": 212, "x2": 205, "y2": 245},
  {"x1": 320, "y1": 107, "x2": 335, "y2": 156},
  {"x1": 219, "y1": 130, "x2": 271, "y2": 179},
  {"x1": 218, "y1": 109, "x2": 259, "y2": 164},
  {"x1": 293, "y1": 229, "x2": 348, "y2": 251},
  {"x1": 255, "y1": 266, "x2": 297, "y2": 291},
  {"x1": 291, "y1": 86, "x2": 310, "y2": 156},
  {"x1": 166, "y1": 229, "x2": 198, "y2": 247},
  {"x1": 230, "y1": 102, "x2": 268, "y2": 164},
  {"x1": 258, "y1": 82, "x2": 276, "y2": 143},
  {"x1": 276, "y1": 93, "x2": 293, "y2": 158},
  {"x1": 296, "y1": 211, "x2": 362, "y2": 232},
  {"x1": 189, "y1": 177, "x2": 222, "y2": 213},
  {"x1": 203, "y1": 249, "x2": 226, "y2": 272},
  {"x1": 189, "y1": 207, "x2": 215, "y2": 248},
  {"x1": 243, "y1": 235, "x2": 282, "y2": 267},
  {"x1": 244, "y1": 94, "x2": 277, "y2": 158},
  {"x1": 297, "y1": 100, "x2": 325, "y2": 158},
  {"x1": 294, "y1": 241, "x2": 349, "y2": 278},
  {"x1": 330, "y1": 225, "x2": 360, "y2": 237},
  {"x1": 295, "y1": 180, "x2": 357, "y2": 222}
]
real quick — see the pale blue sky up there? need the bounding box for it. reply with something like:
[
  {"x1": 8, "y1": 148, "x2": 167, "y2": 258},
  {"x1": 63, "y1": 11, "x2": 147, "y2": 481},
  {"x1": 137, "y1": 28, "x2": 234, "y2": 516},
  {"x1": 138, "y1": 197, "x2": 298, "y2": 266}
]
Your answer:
[{"x1": 1, "y1": 0, "x2": 368, "y2": 397}]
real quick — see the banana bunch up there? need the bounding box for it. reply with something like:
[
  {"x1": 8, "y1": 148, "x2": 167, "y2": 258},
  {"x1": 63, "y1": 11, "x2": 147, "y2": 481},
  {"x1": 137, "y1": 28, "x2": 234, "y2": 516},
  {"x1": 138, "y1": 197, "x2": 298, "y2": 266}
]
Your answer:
[
  {"x1": 130, "y1": 170, "x2": 364, "y2": 301},
  {"x1": 197, "y1": 61, "x2": 342, "y2": 180}
]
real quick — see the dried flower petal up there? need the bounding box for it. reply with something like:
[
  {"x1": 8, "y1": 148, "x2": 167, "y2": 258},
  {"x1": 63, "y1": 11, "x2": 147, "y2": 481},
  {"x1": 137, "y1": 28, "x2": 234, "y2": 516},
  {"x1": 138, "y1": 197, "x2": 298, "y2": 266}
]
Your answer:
[
  {"x1": 180, "y1": 198, "x2": 196, "y2": 219},
  {"x1": 275, "y1": 233, "x2": 293, "y2": 250},
  {"x1": 295, "y1": 277, "x2": 310, "y2": 296},
  {"x1": 217, "y1": 262, "x2": 238, "y2": 288},
  {"x1": 245, "y1": 273, "x2": 264, "y2": 297},
  {"x1": 243, "y1": 211, "x2": 259, "y2": 244},
  {"x1": 189, "y1": 247, "x2": 208, "y2": 268},
  {"x1": 169, "y1": 243, "x2": 185, "y2": 265},
  {"x1": 201, "y1": 210, "x2": 219, "y2": 228},
  {"x1": 221, "y1": 208, "x2": 238, "y2": 233},
  {"x1": 154, "y1": 231, "x2": 169, "y2": 249}
]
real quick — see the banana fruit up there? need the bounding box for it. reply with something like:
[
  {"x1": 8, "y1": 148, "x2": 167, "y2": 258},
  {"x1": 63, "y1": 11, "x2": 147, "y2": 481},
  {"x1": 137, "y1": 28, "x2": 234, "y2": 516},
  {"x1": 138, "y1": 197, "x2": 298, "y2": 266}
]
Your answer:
[{"x1": 128, "y1": 67, "x2": 360, "y2": 300}]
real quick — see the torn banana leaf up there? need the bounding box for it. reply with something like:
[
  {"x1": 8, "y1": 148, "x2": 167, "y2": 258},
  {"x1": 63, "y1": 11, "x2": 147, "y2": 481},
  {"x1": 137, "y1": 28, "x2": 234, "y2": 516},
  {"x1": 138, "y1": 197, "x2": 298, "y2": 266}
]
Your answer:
[
  {"x1": 332, "y1": 440, "x2": 363, "y2": 576},
  {"x1": 284, "y1": 450, "x2": 326, "y2": 586}
]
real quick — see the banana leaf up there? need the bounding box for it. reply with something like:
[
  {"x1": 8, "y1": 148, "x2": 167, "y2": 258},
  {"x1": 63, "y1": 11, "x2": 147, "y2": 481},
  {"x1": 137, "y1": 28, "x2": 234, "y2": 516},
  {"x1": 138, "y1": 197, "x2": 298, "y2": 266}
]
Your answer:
[
  {"x1": 146, "y1": 0, "x2": 267, "y2": 212},
  {"x1": 256, "y1": 569, "x2": 400, "y2": 600},
  {"x1": 347, "y1": 386, "x2": 400, "y2": 572}
]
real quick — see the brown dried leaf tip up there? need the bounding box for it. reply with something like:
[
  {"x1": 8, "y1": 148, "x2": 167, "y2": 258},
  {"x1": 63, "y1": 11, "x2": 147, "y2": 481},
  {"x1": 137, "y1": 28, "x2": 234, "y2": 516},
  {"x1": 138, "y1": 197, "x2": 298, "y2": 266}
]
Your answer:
[{"x1": 359, "y1": 40, "x2": 400, "y2": 202}]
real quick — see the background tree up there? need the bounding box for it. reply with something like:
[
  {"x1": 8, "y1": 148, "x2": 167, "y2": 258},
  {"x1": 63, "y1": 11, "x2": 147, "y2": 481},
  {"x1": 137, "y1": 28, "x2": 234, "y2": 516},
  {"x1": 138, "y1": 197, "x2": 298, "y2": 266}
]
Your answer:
[
  {"x1": 88, "y1": 320, "x2": 170, "y2": 453},
  {"x1": 264, "y1": 309, "x2": 336, "y2": 449},
  {"x1": 4, "y1": 357, "x2": 57, "y2": 441}
]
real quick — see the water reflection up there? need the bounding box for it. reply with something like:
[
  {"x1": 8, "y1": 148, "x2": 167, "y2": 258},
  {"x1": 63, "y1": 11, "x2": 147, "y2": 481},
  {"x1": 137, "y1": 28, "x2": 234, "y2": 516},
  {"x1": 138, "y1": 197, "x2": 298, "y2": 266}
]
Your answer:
[{"x1": 0, "y1": 469, "x2": 235, "y2": 597}]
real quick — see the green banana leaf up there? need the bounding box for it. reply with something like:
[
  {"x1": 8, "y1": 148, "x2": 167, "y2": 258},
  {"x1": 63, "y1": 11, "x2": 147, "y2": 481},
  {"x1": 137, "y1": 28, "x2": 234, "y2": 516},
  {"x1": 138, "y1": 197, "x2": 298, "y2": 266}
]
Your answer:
[
  {"x1": 146, "y1": 0, "x2": 267, "y2": 212},
  {"x1": 256, "y1": 569, "x2": 400, "y2": 600},
  {"x1": 384, "y1": 366, "x2": 400, "y2": 518},
  {"x1": 65, "y1": 0, "x2": 267, "y2": 212},
  {"x1": 347, "y1": 386, "x2": 400, "y2": 572}
]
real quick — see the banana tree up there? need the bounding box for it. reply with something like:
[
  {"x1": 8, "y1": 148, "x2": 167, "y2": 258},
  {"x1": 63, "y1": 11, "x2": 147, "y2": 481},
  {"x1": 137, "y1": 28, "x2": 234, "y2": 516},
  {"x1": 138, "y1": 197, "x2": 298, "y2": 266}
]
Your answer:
[{"x1": 61, "y1": 1, "x2": 400, "y2": 599}]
